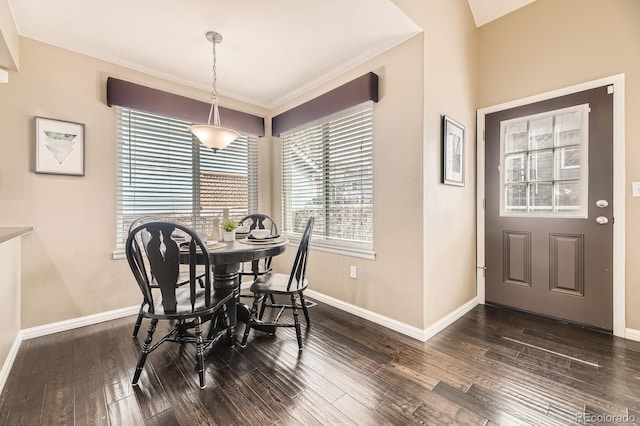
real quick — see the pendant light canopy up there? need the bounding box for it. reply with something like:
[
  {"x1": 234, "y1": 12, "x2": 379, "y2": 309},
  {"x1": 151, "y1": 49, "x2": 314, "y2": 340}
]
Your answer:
[{"x1": 188, "y1": 31, "x2": 240, "y2": 151}]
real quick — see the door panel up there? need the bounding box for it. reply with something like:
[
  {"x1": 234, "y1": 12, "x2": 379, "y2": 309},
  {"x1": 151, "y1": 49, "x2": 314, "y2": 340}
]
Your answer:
[{"x1": 485, "y1": 87, "x2": 613, "y2": 330}]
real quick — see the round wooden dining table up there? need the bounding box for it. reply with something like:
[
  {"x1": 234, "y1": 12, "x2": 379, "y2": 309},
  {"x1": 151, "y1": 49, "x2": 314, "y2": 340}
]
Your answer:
[{"x1": 194, "y1": 237, "x2": 289, "y2": 336}]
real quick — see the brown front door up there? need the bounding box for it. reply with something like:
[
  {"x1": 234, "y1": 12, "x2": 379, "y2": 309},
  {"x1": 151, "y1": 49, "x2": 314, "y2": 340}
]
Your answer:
[{"x1": 485, "y1": 86, "x2": 614, "y2": 330}]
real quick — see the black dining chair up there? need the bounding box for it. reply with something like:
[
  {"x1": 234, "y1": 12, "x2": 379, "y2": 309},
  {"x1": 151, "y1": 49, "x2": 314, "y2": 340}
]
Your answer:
[
  {"x1": 126, "y1": 221, "x2": 234, "y2": 389},
  {"x1": 241, "y1": 216, "x2": 314, "y2": 351},
  {"x1": 237, "y1": 214, "x2": 279, "y2": 281},
  {"x1": 128, "y1": 216, "x2": 161, "y2": 337},
  {"x1": 128, "y1": 216, "x2": 206, "y2": 337}
]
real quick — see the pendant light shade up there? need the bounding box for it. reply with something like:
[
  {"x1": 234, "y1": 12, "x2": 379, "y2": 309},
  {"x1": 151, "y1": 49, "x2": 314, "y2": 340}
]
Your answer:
[
  {"x1": 188, "y1": 121, "x2": 240, "y2": 150},
  {"x1": 188, "y1": 31, "x2": 240, "y2": 151}
]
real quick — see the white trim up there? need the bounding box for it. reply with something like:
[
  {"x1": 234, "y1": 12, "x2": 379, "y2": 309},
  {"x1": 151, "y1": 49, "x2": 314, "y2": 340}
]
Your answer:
[
  {"x1": 422, "y1": 297, "x2": 480, "y2": 341},
  {"x1": 476, "y1": 74, "x2": 626, "y2": 337},
  {"x1": 306, "y1": 289, "x2": 478, "y2": 342},
  {"x1": 307, "y1": 244, "x2": 375, "y2": 261},
  {"x1": 625, "y1": 328, "x2": 640, "y2": 342},
  {"x1": 284, "y1": 236, "x2": 375, "y2": 260},
  {"x1": 0, "y1": 332, "x2": 23, "y2": 394},
  {"x1": 21, "y1": 305, "x2": 139, "y2": 340}
]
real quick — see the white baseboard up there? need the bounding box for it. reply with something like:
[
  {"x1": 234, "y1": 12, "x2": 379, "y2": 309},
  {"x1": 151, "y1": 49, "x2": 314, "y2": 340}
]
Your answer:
[
  {"x1": 0, "y1": 332, "x2": 23, "y2": 394},
  {"x1": 21, "y1": 305, "x2": 140, "y2": 340},
  {"x1": 305, "y1": 289, "x2": 479, "y2": 342},
  {"x1": 625, "y1": 328, "x2": 640, "y2": 342},
  {"x1": 423, "y1": 297, "x2": 480, "y2": 341}
]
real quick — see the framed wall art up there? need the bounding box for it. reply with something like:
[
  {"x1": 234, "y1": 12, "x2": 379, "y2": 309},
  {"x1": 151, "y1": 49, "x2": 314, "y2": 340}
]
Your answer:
[
  {"x1": 442, "y1": 115, "x2": 465, "y2": 186},
  {"x1": 35, "y1": 116, "x2": 85, "y2": 176}
]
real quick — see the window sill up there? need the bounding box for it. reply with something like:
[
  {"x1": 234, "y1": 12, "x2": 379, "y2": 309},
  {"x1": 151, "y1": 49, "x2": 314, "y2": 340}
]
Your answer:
[
  {"x1": 112, "y1": 249, "x2": 125, "y2": 260},
  {"x1": 286, "y1": 237, "x2": 375, "y2": 260}
]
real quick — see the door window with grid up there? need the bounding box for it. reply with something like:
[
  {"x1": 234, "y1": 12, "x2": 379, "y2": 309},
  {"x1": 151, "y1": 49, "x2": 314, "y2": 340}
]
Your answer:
[
  {"x1": 115, "y1": 107, "x2": 258, "y2": 252},
  {"x1": 500, "y1": 104, "x2": 589, "y2": 217},
  {"x1": 281, "y1": 102, "x2": 373, "y2": 257}
]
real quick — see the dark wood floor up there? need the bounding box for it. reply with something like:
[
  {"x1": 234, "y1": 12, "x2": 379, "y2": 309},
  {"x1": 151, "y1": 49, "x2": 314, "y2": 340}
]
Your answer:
[{"x1": 1, "y1": 301, "x2": 640, "y2": 425}]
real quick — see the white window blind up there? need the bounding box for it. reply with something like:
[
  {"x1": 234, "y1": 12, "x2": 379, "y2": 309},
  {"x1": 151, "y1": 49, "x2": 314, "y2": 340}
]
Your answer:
[
  {"x1": 281, "y1": 102, "x2": 373, "y2": 255},
  {"x1": 116, "y1": 107, "x2": 258, "y2": 250}
]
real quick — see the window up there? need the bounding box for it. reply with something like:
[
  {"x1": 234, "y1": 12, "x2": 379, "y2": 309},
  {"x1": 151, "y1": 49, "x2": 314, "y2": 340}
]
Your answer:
[
  {"x1": 115, "y1": 107, "x2": 258, "y2": 251},
  {"x1": 281, "y1": 102, "x2": 373, "y2": 257},
  {"x1": 500, "y1": 104, "x2": 589, "y2": 217}
]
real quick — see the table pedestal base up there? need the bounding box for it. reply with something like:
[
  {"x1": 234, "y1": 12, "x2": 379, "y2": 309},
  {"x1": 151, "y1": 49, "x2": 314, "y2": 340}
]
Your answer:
[{"x1": 212, "y1": 263, "x2": 277, "y2": 337}]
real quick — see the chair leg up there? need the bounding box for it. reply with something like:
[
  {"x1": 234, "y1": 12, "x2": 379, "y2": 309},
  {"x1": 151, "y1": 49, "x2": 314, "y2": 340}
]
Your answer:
[
  {"x1": 258, "y1": 294, "x2": 268, "y2": 320},
  {"x1": 194, "y1": 316, "x2": 206, "y2": 389},
  {"x1": 241, "y1": 293, "x2": 260, "y2": 347},
  {"x1": 291, "y1": 294, "x2": 303, "y2": 351},
  {"x1": 220, "y1": 303, "x2": 235, "y2": 347},
  {"x1": 133, "y1": 318, "x2": 157, "y2": 386},
  {"x1": 132, "y1": 302, "x2": 145, "y2": 337},
  {"x1": 299, "y1": 291, "x2": 311, "y2": 327}
]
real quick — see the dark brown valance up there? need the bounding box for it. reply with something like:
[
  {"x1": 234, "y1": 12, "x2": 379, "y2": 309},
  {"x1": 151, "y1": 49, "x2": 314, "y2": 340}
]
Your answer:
[
  {"x1": 272, "y1": 72, "x2": 379, "y2": 136},
  {"x1": 106, "y1": 77, "x2": 265, "y2": 137}
]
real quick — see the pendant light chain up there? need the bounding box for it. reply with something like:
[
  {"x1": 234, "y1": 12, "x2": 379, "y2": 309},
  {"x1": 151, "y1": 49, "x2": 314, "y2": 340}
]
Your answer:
[
  {"x1": 188, "y1": 30, "x2": 240, "y2": 151},
  {"x1": 210, "y1": 35, "x2": 221, "y2": 127}
]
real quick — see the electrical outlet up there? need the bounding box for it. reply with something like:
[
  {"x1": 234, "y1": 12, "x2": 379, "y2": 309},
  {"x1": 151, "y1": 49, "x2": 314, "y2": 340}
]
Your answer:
[
  {"x1": 633, "y1": 182, "x2": 640, "y2": 197},
  {"x1": 350, "y1": 265, "x2": 357, "y2": 279}
]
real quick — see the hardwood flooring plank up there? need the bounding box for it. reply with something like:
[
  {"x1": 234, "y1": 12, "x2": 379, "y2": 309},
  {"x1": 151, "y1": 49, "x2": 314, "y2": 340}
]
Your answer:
[
  {"x1": 95, "y1": 325, "x2": 135, "y2": 405},
  {"x1": 235, "y1": 341, "x2": 308, "y2": 399},
  {"x1": 422, "y1": 333, "x2": 588, "y2": 414},
  {"x1": 153, "y1": 364, "x2": 218, "y2": 426},
  {"x1": 409, "y1": 390, "x2": 489, "y2": 426},
  {"x1": 373, "y1": 399, "x2": 422, "y2": 425},
  {"x1": 251, "y1": 338, "x2": 346, "y2": 404},
  {"x1": 74, "y1": 390, "x2": 109, "y2": 426},
  {"x1": 107, "y1": 394, "x2": 145, "y2": 425},
  {"x1": 239, "y1": 369, "x2": 323, "y2": 426},
  {"x1": 2, "y1": 407, "x2": 44, "y2": 426},
  {"x1": 546, "y1": 403, "x2": 584, "y2": 425},
  {"x1": 131, "y1": 365, "x2": 173, "y2": 420},
  {"x1": 292, "y1": 389, "x2": 357, "y2": 425},
  {"x1": 465, "y1": 383, "x2": 566, "y2": 426},
  {"x1": 40, "y1": 333, "x2": 76, "y2": 425},
  {"x1": 483, "y1": 347, "x2": 640, "y2": 413},
  {"x1": 0, "y1": 336, "x2": 54, "y2": 423},
  {"x1": 432, "y1": 381, "x2": 528, "y2": 425},
  {"x1": 144, "y1": 409, "x2": 180, "y2": 426},
  {"x1": 260, "y1": 337, "x2": 387, "y2": 410},
  {"x1": 332, "y1": 393, "x2": 387, "y2": 425},
  {"x1": 210, "y1": 365, "x2": 280, "y2": 425}
]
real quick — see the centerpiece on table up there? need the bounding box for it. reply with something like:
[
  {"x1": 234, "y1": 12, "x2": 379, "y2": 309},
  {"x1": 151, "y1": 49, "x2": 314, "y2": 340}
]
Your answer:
[{"x1": 221, "y1": 219, "x2": 237, "y2": 242}]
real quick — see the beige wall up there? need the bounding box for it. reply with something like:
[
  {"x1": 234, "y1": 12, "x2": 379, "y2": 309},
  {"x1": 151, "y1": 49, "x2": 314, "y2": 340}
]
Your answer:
[
  {"x1": 478, "y1": 0, "x2": 640, "y2": 329},
  {"x1": 271, "y1": 0, "x2": 479, "y2": 329},
  {"x1": 0, "y1": 37, "x2": 270, "y2": 328},
  {"x1": 395, "y1": 0, "x2": 479, "y2": 326},
  {"x1": 0, "y1": 237, "x2": 21, "y2": 369},
  {"x1": 271, "y1": 34, "x2": 426, "y2": 328}
]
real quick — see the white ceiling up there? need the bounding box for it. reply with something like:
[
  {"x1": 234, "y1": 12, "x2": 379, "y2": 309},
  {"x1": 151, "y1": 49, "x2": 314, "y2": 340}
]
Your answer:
[
  {"x1": 467, "y1": 0, "x2": 536, "y2": 27},
  {"x1": 7, "y1": 0, "x2": 533, "y2": 110}
]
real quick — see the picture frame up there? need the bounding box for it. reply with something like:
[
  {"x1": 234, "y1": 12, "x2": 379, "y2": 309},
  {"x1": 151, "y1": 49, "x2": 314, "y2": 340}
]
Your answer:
[
  {"x1": 442, "y1": 115, "x2": 465, "y2": 186},
  {"x1": 35, "y1": 116, "x2": 85, "y2": 176}
]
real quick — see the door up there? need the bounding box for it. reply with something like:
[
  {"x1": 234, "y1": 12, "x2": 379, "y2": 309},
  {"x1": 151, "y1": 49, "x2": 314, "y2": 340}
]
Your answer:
[{"x1": 485, "y1": 86, "x2": 613, "y2": 330}]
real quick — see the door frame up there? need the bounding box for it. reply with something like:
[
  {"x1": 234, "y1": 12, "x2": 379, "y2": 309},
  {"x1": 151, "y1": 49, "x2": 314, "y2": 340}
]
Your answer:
[{"x1": 476, "y1": 74, "x2": 626, "y2": 337}]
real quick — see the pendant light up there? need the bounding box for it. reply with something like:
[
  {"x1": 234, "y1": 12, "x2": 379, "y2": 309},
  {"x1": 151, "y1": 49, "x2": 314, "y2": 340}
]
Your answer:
[{"x1": 188, "y1": 31, "x2": 240, "y2": 151}]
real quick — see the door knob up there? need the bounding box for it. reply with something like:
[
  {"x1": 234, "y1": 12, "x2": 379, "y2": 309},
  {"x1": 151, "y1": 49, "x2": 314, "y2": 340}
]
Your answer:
[
  {"x1": 595, "y1": 216, "x2": 609, "y2": 225},
  {"x1": 596, "y1": 199, "x2": 609, "y2": 208}
]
